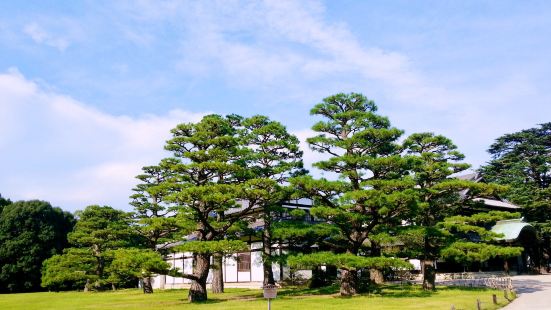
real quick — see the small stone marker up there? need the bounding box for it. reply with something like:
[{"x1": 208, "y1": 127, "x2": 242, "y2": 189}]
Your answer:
[
  {"x1": 477, "y1": 298, "x2": 482, "y2": 310},
  {"x1": 263, "y1": 284, "x2": 278, "y2": 310}
]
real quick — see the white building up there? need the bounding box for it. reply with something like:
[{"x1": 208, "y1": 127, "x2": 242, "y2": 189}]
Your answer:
[{"x1": 152, "y1": 199, "x2": 314, "y2": 289}]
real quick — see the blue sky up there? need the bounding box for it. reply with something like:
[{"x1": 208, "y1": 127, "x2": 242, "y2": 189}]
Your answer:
[{"x1": 1, "y1": 1, "x2": 550, "y2": 211}]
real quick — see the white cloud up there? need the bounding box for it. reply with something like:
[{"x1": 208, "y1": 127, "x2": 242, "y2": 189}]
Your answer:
[
  {"x1": 158, "y1": 0, "x2": 436, "y2": 106},
  {"x1": 0, "y1": 69, "x2": 206, "y2": 211},
  {"x1": 115, "y1": 0, "x2": 551, "y2": 169},
  {"x1": 23, "y1": 22, "x2": 71, "y2": 51},
  {"x1": 4, "y1": 0, "x2": 550, "y2": 210}
]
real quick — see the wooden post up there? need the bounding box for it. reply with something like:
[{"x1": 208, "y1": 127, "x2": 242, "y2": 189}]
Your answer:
[
  {"x1": 493, "y1": 294, "x2": 498, "y2": 304},
  {"x1": 450, "y1": 305, "x2": 455, "y2": 310},
  {"x1": 477, "y1": 298, "x2": 482, "y2": 310}
]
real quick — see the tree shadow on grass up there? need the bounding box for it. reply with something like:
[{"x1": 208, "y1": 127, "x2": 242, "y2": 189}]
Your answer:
[
  {"x1": 177, "y1": 298, "x2": 224, "y2": 304},
  {"x1": 173, "y1": 283, "x2": 499, "y2": 303},
  {"x1": 376, "y1": 284, "x2": 496, "y2": 298}
]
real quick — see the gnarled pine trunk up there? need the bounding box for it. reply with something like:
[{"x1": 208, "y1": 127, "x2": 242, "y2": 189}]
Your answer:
[
  {"x1": 422, "y1": 260, "x2": 436, "y2": 291},
  {"x1": 188, "y1": 254, "x2": 211, "y2": 302},
  {"x1": 340, "y1": 269, "x2": 358, "y2": 296},
  {"x1": 369, "y1": 268, "x2": 384, "y2": 284},
  {"x1": 211, "y1": 253, "x2": 224, "y2": 293},
  {"x1": 422, "y1": 234, "x2": 436, "y2": 291},
  {"x1": 142, "y1": 277, "x2": 153, "y2": 294}
]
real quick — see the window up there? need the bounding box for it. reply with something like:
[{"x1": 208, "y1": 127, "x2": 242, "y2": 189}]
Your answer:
[{"x1": 237, "y1": 252, "x2": 251, "y2": 272}]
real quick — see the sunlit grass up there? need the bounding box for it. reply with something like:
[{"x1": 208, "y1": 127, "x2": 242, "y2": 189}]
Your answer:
[{"x1": 0, "y1": 284, "x2": 510, "y2": 310}]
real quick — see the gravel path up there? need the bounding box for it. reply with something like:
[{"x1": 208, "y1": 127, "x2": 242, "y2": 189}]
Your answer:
[{"x1": 502, "y1": 275, "x2": 551, "y2": 310}]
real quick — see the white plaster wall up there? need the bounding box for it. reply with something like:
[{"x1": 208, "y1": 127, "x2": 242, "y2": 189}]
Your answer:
[
  {"x1": 224, "y1": 254, "x2": 238, "y2": 282},
  {"x1": 251, "y1": 250, "x2": 263, "y2": 282},
  {"x1": 295, "y1": 269, "x2": 313, "y2": 280},
  {"x1": 237, "y1": 271, "x2": 251, "y2": 282},
  {"x1": 152, "y1": 240, "x2": 321, "y2": 289},
  {"x1": 182, "y1": 254, "x2": 193, "y2": 284},
  {"x1": 272, "y1": 263, "x2": 281, "y2": 281},
  {"x1": 152, "y1": 275, "x2": 161, "y2": 289}
]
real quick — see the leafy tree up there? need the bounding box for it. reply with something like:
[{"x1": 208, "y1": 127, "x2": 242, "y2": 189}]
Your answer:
[
  {"x1": 159, "y1": 114, "x2": 271, "y2": 302},
  {"x1": 400, "y1": 132, "x2": 504, "y2": 290},
  {"x1": 439, "y1": 211, "x2": 523, "y2": 271},
  {"x1": 108, "y1": 248, "x2": 170, "y2": 293},
  {"x1": 290, "y1": 93, "x2": 418, "y2": 296},
  {"x1": 239, "y1": 115, "x2": 305, "y2": 287},
  {"x1": 480, "y1": 122, "x2": 551, "y2": 211},
  {"x1": 0, "y1": 194, "x2": 11, "y2": 213},
  {"x1": 0, "y1": 200, "x2": 74, "y2": 292}
]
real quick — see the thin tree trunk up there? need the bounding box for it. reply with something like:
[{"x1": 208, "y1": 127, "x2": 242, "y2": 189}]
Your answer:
[
  {"x1": 262, "y1": 217, "x2": 275, "y2": 286},
  {"x1": 142, "y1": 277, "x2": 154, "y2": 294},
  {"x1": 369, "y1": 268, "x2": 384, "y2": 284},
  {"x1": 84, "y1": 279, "x2": 92, "y2": 292},
  {"x1": 310, "y1": 266, "x2": 326, "y2": 288},
  {"x1": 188, "y1": 254, "x2": 211, "y2": 302},
  {"x1": 504, "y1": 260, "x2": 510, "y2": 275},
  {"x1": 422, "y1": 260, "x2": 436, "y2": 291},
  {"x1": 340, "y1": 269, "x2": 358, "y2": 296},
  {"x1": 211, "y1": 253, "x2": 224, "y2": 293}
]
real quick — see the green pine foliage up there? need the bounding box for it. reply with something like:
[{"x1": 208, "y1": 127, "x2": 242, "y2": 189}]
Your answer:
[
  {"x1": 41, "y1": 205, "x2": 137, "y2": 291},
  {"x1": 130, "y1": 165, "x2": 183, "y2": 252},
  {"x1": 441, "y1": 242, "x2": 522, "y2": 265},
  {"x1": 438, "y1": 211, "x2": 523, "y2": 267},
  {"x1": 288, "y1": 252, "x2": 412, "y2": 271},
  {"x1": 174, "y1": 240, "x2": 248, "y2": 254},
  {"x1": 107, "y1": 248, "x2": 170, "y2": 293},
  {"x1": 41, "y1": 249, "x2": 97, "y2": 291}
]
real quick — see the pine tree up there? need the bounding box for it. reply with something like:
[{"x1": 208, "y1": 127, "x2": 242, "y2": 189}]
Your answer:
[
  {"x1": 290, "y1": 93, "x2": 417, "y2": 296},
  {"x1": 159, "y1": 114, "x2": 272, "y2": 302},
  {"x1": 401, "y1": 132, "x2": 501, "y2": 290},
  {"x1": 107, "y1": 248, "x2": 170, "y2": 293},
  {"x1": 67, "y1": 205, "x2": 136, "y2": 290},
  {"x1": 129, "y1": 165, "x2": 184, "y2": 293},
  {"x1": 240, "y1": 115, "x2": 305, "y2": 286},
  {"x1": 41, "y1": 205, "x2": 136, "y2": 291}
]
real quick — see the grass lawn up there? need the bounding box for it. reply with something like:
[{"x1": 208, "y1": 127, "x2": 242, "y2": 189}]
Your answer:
[{"x1": 0, "y1": 285, "x2": 511, "y2": 310}]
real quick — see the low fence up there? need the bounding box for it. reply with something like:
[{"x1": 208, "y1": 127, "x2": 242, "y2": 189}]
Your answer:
[{"x1": 436, "y1": 274, "x2": 514, "y2": 291}]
